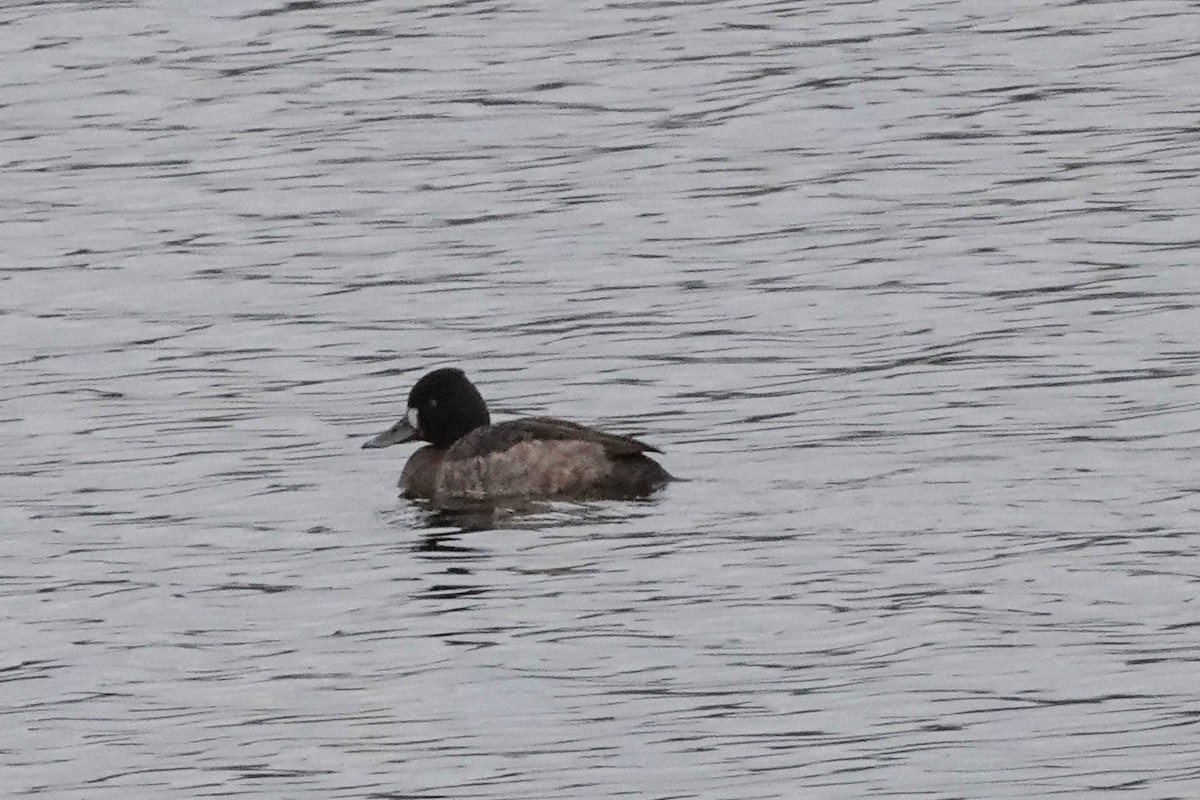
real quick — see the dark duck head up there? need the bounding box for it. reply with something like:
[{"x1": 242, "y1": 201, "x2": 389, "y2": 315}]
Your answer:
[{"x1": 362, "y1": 367, "x2": 490, "y2": 450}]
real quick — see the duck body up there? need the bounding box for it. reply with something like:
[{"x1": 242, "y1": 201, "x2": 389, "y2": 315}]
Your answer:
[{"x1": 364, "y1": 369, "x2": 671, "y2": 503}]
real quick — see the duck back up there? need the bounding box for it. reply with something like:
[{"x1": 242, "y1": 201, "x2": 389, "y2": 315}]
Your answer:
[{"x1": 427, "y1": 418, "x2": 670, "y2": 501}]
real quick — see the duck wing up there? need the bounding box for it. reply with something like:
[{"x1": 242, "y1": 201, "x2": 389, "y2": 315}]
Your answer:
[{"x1": 448, "y1": 417, "x2": 662, "y2": 459}]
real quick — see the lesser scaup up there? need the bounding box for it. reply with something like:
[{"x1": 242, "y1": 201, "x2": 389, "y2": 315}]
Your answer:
[{"x1": 363, "y1": 368, "x2": 672, "y2": 502}]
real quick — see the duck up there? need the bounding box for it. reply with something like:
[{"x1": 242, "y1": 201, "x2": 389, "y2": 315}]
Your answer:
[{"x1": 362, "y1": 368, "x2": 672, "y2": 503}]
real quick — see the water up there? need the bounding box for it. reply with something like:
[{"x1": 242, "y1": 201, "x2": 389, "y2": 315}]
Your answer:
[{"x1": 4, "y1": 1, "x2": 1200, "y2": 797}]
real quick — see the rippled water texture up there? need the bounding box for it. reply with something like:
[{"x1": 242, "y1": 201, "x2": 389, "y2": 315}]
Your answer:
[{"x1": 4, "y1": 1, "x2": 1200, "y2": 797}]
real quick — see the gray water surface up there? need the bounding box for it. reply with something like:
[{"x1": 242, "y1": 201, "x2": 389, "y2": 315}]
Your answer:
[{"x1": 4, "y1": 1, "x2": 1200, "y2": 798}]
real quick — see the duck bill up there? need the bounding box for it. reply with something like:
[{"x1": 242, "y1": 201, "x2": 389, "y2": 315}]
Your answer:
[{"x1": 362, "y1": 418, "x2": 419, "y2": 449}]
